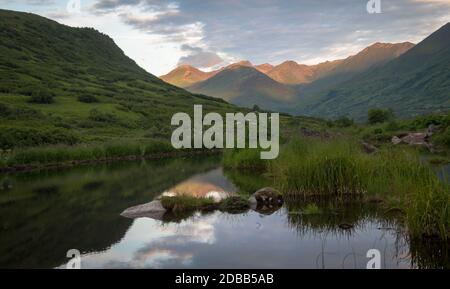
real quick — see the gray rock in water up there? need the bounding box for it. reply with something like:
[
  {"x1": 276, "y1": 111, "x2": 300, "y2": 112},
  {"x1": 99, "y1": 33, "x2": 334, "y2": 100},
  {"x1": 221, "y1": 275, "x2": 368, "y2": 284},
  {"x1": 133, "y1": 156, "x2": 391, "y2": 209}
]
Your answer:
[
  {"x1": 120, "y1": 200, "x2": 166, "y2": 220},
  {"x1": 248, "y1": 195, "x2": 258, "y2": 210}
]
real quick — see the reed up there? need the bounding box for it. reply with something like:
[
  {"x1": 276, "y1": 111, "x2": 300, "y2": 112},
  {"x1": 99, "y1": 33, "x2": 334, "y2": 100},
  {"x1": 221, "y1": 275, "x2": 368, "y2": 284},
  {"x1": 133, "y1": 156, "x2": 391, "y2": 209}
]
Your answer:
[{"x1": 223, "y1": 137, "x2": 450, "y2": 239}]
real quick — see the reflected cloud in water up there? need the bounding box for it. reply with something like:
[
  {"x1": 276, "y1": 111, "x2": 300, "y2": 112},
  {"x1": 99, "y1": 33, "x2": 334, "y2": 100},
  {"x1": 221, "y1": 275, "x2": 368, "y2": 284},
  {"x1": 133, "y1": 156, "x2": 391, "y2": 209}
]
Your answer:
[{"x1": 59, "y1": 208, "x2": 413, "y2": 269}]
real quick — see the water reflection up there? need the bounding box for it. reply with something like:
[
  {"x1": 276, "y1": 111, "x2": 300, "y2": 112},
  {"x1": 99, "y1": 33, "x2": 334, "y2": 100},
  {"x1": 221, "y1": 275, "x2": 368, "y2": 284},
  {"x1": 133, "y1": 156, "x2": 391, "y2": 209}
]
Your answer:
[
  {"x1": 0, "y1": 156, "x2": 449, "y2": 269},
  {"x1": 59, "y1": 208, "x2": 412, "y2": 269},
  {"x1": 161, "y1": 168, "x2": 236, "y2": 202},
  {"x1": 0, "y1": 156, "x2": 221, "y2": 268}
]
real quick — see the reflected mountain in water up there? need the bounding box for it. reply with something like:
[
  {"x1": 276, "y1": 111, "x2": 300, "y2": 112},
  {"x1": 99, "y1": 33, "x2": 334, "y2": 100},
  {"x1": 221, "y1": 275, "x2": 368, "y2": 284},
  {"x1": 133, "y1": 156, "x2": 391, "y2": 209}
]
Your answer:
[
  {"x1": 0, "y1": 156, "x2": 221, "y2": 268},
  {"x1": 161, "y1": 168, "x2": 237, "y2": 202}
]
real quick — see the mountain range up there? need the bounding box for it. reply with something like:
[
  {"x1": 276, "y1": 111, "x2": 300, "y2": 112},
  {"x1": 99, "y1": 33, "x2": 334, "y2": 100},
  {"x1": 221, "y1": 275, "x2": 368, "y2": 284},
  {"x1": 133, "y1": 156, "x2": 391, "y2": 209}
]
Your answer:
[
  {"x1": 297, "y1": 24, "x2": 450, "y2": 119},
  {"x1": 161, "y1": 25, "x2": 449, "y2": 120}
]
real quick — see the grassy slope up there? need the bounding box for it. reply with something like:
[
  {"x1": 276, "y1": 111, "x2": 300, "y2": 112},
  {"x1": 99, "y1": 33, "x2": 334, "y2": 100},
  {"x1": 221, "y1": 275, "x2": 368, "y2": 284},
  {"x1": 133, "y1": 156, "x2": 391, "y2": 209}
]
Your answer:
[{"x1": 0, "y1": 9, "x2": 236, "y2": 149}]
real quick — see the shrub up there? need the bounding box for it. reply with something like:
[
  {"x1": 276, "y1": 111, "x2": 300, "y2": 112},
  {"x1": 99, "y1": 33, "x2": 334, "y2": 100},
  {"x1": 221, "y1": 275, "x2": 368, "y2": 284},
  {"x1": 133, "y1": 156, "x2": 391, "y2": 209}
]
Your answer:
[
  {"x1": 88, "y1": 109, "x2": 117, "y2": 123},
  {"x1": 0, "y1": 127, "x2": 79, "y2": 149},
  {"x1": 0, "y1": 103, "x2": 10, "y2": 115},
  {"x1": 28, "y1": 87, "x2": 54, "y2": 104},
  {"x1": 77, "y1": 95, "x2": 99, "y2": 103},
  {"x1": 433, "y1": 127, "x2": 450, "y2": 148},
  {"x1": 411, "y1": 113, "x2": 450, "y2": 130},
  {"x1": 334, "y1": 116, "x2": 354, "y2": 128},
  {"x1": 385, "y1": 120, "x2": 400, "y2": 131},
  {"x1": 368, "y1": 108, "x2": 394, "y2": 124}
]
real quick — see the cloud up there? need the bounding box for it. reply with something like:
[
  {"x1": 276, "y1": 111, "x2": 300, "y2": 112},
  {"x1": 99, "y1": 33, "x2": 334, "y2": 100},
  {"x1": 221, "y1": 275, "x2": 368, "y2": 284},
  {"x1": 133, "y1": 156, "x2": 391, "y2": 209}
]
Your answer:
[
  {"x1": 89, "y1": 0, "x2": 450, "y2": 68},
  {"x1": 10, "y1": 0, "x2": 450, "y2": 74},
  {"x1": 0, "y1": 0, "x2": 55, "y2": 5},
  {"x1": 177, "y1": 45, "x2": 223, "y2": 68}
]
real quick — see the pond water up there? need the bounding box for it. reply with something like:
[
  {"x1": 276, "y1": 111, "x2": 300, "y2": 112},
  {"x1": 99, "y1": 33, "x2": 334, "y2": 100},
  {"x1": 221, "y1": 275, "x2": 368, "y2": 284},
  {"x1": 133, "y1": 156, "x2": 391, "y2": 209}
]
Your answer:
[{"x1": 0, "y1": 156, "x2": 448, "y2": 269}]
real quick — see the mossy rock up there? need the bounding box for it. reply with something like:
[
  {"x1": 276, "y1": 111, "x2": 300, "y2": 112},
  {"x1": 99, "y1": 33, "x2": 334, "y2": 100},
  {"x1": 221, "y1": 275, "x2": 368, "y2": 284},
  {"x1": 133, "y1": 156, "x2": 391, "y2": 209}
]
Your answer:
[{"x1": 220, "y1": 196, "x2": 250, "y2": 214}]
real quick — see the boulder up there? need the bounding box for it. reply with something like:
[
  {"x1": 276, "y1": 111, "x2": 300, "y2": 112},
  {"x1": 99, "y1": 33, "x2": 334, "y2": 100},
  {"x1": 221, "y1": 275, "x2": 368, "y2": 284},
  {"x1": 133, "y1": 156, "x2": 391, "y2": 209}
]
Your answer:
[
  {"x1": 248, "y1": 190, "x2": 282, "y2": 215},
  {"x1": 401, "y1": 133, "x2": 427, "y2": 145},
  {"x1": 300, "y1": 127, "x2": 330, "y2": 138},
  {"x1": 426, "y1": 124, "x2": 439, "y2": 137},
  {"x1": 120, "y1": 200, "x2": 166, "y2": 220},
  {"x1": 252, "y1": 187, "x2": 283, "y2": 206},
  {"x1": 391, "y1": 136, "x2": 402, "y2": 145}
]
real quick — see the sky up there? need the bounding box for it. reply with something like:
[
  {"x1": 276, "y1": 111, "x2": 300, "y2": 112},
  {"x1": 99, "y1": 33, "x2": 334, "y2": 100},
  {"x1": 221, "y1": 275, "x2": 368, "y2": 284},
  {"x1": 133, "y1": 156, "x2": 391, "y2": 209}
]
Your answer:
[{"x1": 1, "y1": 0, "x2": 450, "y2": 76}]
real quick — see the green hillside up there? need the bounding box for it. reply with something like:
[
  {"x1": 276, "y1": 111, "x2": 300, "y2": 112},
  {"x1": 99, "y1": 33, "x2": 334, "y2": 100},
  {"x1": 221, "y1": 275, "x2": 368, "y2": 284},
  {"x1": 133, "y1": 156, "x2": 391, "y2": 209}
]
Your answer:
[
  {"x1": 296, "y1": 23, "x2": 450, "y2": 120},
  {"x1": 0, "y1": 9, "x2": 235, "y2": 149}
]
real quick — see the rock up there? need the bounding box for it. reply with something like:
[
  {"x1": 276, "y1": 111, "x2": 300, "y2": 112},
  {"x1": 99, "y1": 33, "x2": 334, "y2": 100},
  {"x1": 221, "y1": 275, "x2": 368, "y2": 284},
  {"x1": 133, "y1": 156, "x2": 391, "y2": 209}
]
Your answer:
[
  {"x1": 253, "y1": 187, "x2": 283, "y2": 205},
  {"x1": 300, "y1": 127, "x2": 321, "y2": 137},
  {"x1": 300, "y1": 127, "x2": 330, "y2": 139},
  {"x1": 248, "y1": 195, "x2": 258, "y2": 210},
  {"x1": 391, "y1": 136, "x2": 402, "y2": 145},
  {"x1": 120, "y1": 200, "x2": 166, "y2": 220},
  {"x1": 401, "y1": 133, "x2": 427, "y2": 145},
  {"x1": 426, "y1": 124, "x2": 439, "y2": 137},
  {"x1": 248, "y1": 188, "x2": 284, "y2": 215},
  {"x1": 250, "y1": 187, "x2": 283, "y2": 215},
  {"x1": 362, "y1": 142, "x2": 378, "y2": 154}
]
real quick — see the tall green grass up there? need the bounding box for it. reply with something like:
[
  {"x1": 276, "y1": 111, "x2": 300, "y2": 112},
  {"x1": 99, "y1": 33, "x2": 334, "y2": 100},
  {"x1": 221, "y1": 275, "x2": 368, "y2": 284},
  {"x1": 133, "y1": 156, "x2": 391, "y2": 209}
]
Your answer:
[
  {"x1": 1, "y1": 140, "x2": 175, "y2": 168},
  {"x1": 223, "y1": 137, "x2": 450, "y2": 239},
  {"x1": 271, "y1": 140, "x2": 365, "y2": 198},
  {"x1": 222, "y1": 148, "x2": 267, "y2": 172}
]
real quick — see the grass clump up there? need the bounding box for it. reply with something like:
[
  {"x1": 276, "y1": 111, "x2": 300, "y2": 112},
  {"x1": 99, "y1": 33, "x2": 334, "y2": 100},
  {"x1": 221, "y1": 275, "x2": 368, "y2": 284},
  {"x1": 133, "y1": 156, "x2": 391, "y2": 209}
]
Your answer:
[
  {"x1": 407, "y1": 179, "x2": 450, "y2": 240},
  {"x1": 159, "y1": 195, "x2": 250, "y2": 216},
  {"x1": 219, "y1": 196, "x2": 250, "y2": 214},
  {"x1": 160, "y1": 195, "x2": 216, "y2": 213},
  {"x1": 270, "y1": 138, "x2": 365, "y2": 198}
]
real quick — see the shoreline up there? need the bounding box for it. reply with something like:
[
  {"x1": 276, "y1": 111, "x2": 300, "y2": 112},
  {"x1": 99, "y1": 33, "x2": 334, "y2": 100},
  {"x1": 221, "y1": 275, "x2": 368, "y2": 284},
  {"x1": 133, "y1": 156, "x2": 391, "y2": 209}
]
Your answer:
[{"x1": 0, "y1": 149, "x2": 222, "y2": 174}]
